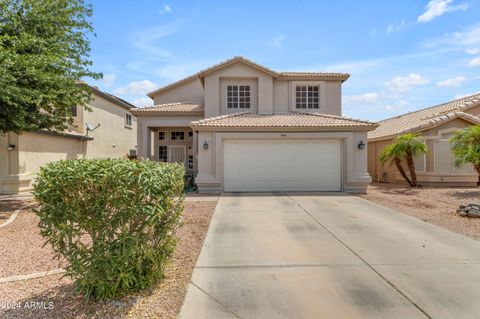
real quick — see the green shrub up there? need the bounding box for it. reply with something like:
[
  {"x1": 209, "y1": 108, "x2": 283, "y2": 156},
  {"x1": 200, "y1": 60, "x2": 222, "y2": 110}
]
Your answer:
[{"x1": 33, "y1": 159, "x2": 185, "y2": 300}]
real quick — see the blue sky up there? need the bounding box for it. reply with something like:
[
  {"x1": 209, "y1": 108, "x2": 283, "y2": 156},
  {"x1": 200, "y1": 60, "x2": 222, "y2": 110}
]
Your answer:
[{"x1": 88, "y1": 0, "x2": 480, "y2": 120}]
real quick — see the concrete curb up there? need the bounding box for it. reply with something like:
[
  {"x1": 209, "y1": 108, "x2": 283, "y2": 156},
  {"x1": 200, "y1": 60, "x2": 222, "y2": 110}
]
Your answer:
[
  {"x1": 0, "y1": 210, "x2": 20, "y2": 229},
  {"x1": 0, "y1": 269, "x2": 66, "y2": 284}
]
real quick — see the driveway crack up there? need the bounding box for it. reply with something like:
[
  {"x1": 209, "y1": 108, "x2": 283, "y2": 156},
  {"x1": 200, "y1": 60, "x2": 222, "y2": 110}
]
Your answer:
[
  {"x1": 287, "y1": 194, "x2": 433, "y2": 319},
  {"x1": 190, "y1": 281, "x2": 244, "y2": 319}
]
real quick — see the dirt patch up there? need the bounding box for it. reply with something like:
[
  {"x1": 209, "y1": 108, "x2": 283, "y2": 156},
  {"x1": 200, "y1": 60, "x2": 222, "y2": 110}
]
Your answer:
[
  {"x1": 361, "y1": 183, "x2": 480, "y2": 240},
  {"x1": 0, "y1": 200, "x2": 217, "y2": 319}
]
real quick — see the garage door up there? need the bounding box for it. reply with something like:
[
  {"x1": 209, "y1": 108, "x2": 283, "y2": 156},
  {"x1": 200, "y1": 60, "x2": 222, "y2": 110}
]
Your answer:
[{"x1": 224, "y1": 139, "x2": 342, "y2": 192}]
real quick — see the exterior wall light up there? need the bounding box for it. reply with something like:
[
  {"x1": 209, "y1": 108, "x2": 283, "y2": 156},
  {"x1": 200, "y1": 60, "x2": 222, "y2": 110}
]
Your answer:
[
  {"x1": 7, "y1": 144, "x2": 15, "y2": 151},
  {"x1": 203, "y1": 141, "x2": 209, "y2": 150},
  {"x1": 358, "y1": 141, "x2": 365, "y2": 150}
]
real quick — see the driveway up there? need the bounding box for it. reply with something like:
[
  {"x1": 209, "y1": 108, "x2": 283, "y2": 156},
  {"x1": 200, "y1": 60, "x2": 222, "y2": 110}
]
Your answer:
[{"x1": 178, "y1": 193, "x2": 480, "y2": 319}]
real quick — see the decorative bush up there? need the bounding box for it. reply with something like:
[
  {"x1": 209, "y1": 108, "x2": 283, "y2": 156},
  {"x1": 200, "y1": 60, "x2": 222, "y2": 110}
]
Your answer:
[{"x1": 33, "y1": 159, "x2": 185, "y2": 300}]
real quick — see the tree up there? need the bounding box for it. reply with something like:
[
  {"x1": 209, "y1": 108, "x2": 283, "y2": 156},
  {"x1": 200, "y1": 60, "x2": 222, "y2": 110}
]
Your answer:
[
  {"x1": 450, "y1": 125, "x2": 480, "y2": 186},
  {"x1": 0, "y1": 0, "x2": 101, "y2": 134},
  {"x1": 379, "y1": 133, "x2": 428, "y2": 187}
]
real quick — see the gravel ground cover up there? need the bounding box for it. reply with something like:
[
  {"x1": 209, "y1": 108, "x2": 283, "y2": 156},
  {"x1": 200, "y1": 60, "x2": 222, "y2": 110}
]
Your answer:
[
  {"x1": 0, "y1": 200, "x2": 217, "y2": 319},
  {"x1": 360, "y1": 183, "x2": 480, "y2": 240}
]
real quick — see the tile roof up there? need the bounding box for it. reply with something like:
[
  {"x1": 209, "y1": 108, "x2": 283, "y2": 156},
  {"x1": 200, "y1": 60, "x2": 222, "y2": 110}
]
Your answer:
[
  {"x1": 148, "y1": 56, "x2": 350, "y2": 97},
  {"x1": 131, "y1": 103, "x2": 204, "y2": 115},
  {"x1": 191, "y1": 112, "x2": 377, "y2": 130},
  {"x1": 36, "y1": 129, "x2": 93, "y2": 140},
  {"x1": 368, "y1": 93, "x2": 480, "y2": 140}
]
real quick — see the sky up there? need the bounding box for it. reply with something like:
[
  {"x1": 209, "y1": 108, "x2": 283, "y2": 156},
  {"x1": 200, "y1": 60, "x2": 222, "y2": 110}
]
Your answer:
[{"x1": 87, "y1": 0, "x2": 480, "y2": 121}]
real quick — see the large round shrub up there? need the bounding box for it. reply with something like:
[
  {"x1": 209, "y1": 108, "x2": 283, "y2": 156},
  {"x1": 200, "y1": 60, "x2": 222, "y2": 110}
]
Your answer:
[{"x1": 33, "y1": 159, "x2": 185, "y2": 300}]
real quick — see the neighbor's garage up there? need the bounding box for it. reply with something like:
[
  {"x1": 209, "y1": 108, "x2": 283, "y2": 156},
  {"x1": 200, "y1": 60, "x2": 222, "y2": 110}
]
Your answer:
[{"x1": 223, "y1": 139, "x2": 342, "y2": 192}]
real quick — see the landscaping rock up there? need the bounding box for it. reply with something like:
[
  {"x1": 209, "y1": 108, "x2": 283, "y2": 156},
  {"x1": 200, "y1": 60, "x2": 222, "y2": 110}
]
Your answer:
[{"x1": 458, "y1": 204, "x2": 480, "y2": 218}]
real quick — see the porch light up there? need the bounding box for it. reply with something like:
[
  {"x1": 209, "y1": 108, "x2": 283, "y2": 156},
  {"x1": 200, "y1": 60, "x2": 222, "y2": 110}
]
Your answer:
[
  {"x1": 7, "y1": 144, "x2": 15, "y2": 151},
  {"x1": 203, "y1": 141, "x2": 209, "y2": 150},
  {"x1": 358, "y1": 141, "x2": 365, "y2": 150}
]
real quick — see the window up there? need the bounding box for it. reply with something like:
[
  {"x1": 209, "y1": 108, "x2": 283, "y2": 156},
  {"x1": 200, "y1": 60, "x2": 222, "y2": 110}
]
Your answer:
[
  {"x1": 71, "y1": 106, "x2": 77, "y2": 117},
  {"x1": 159, "y1": 132, "x2": 166, "y2": 140},
  {"x1": 158, "y1": 146, "x2": 168, "y2": 162},
  {"x1": 171, "y1": 131, "x2": 185, "y2": 140},
  {"x1": 296, "y1": 86, "x2": 319, "y2": 109},
  {"x1": 188, "y1": 155, "x2": 194, "y2": 169},
  {"x1": 125, "y1": 113, "x2": 132, "y2": 127},
  {"x1": 189, "y1": 131, "x2": 193, "y2": 141},
  {"x1": 434, "y1": 140, "x2": 474, "y2": 174},
  {"x1": 227, "y1": 85, "x2": 250, "y2": 109}
]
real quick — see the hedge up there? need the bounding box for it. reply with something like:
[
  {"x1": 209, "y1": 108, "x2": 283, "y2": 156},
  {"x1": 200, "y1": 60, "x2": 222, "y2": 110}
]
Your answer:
[{"x1": 33, "y1": 159, "x2": 185, "y2": 300}]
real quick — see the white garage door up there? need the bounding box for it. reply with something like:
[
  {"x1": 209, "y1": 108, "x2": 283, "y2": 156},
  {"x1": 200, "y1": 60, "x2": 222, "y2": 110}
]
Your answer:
[{"x1": 224, "y1": 139, "x2": 342, "y2": 192}]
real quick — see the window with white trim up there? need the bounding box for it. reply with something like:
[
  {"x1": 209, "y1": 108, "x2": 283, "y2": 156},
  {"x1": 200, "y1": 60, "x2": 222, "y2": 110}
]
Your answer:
[
  {"x1": 296, "y1": 85, "x2": 319, "y2": 109},
  {"x1": 188, "y1": 155, "x2": 194, "y2": 169},
  {"x1": 159, "y1": 132, "x2": 166, "y2": 140},
  {"x1": 158, "y1": 146, "x2": 168, "y2": 162},
  {"x1": 227, "y1": 85, "x2": 250, "y2": 109},
  {"x1": 171, "y1": 131, "x2": 185, "y2": 141},
  {"x1": 125, "y1": 113, "x2": 132, "y2": 127}
]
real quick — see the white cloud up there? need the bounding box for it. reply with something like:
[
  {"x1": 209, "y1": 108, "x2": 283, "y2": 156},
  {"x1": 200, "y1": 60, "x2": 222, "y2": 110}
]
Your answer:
[
  {"x1": 344, "y1": 93, "x2": 379, "y2": 103},
  {"x1": 423, "y1": 24, "x2": 480, "y2": 49},
  {"x1": 454, "y1": 91, "x2": 480, "y2": 99},
  {"x1": 102, "y1": 74, "x2": 116, "y2": 87},
  {"x1": 269, "y1": 34, "x2": 285, "y2": 48},
  {"x1": 133, "y1": 97, "x2": 154, "y2": 108},
  {"x1": 436, "y1": 76, "x2": 466, "y2": 87},
  {"x1": 417, "y1": 0, "x2": 468, "y2": 23},
  {"x1": 114, "y1": 80, "x2": 158, "y2": 95},
  {"x1": 468, "y1": 56, "x2": 480, "y2": 67},
  {"x1": 385, "y1": 74, "x2": 429, "y2": 92},
  {"x1": 466, "y1": 48, "x2": 480, "y2": 55},
  {"x1": 159, "y1": 4, "x2": 171, "y2": 14},
  {"x1": 385, "y1": 100, "x2": 409, "y2": 111},
  {"x1": 387, "y1": 20, "x2": 408, "y2": 34}
]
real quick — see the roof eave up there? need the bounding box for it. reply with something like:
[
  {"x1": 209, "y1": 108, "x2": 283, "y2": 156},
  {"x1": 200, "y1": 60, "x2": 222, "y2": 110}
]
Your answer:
[
  {"x1": 191, "y1": 125, "x2": 377, "y2": 132},
  {"x1": 132, "y1": 111, "x2": 205, "y2": 116}
]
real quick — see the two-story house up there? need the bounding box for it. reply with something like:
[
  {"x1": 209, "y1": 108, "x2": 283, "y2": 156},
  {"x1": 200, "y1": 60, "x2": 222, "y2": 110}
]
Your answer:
[
  {"x1": 0, "y1": 85, "x2": 137, "y2": 194},
  {"x1": 132, "y1": 57, "x2": 377, "y2": 193}
]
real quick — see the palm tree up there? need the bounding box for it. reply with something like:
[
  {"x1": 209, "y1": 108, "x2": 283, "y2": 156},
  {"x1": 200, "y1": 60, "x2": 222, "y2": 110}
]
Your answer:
[
  {"x1": 450, "y1": 125, "x2": 480, "y2": 186},
  {"x1": 379, "y1": 133, "x2": 428, "y2": 187}
]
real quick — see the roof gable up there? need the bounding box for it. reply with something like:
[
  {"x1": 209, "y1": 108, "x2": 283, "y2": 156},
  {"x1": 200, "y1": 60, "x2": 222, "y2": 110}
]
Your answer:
[{"x1": 368, "y1": 93, "x2": 480, "y2": 141}]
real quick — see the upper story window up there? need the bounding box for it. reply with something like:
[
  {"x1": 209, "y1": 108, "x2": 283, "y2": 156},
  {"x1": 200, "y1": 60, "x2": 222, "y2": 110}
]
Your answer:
[
  {"x1": 296, "y1": 86, "x2": 319, "y2": 109},
  {"x1": 71, "y1": 106, "x2": 77, "y2": 117},
  {"x1": 227, "y1": 85, "x2": 250, "y2": 109},
  {"x1": 125, "y1": 113, "x2": 132, "y2": 127},
  {"x1": 159, "y1": 132, "x2": 166, "y2": 140},
  {"x1": 171, "y1": 131, "x2": 185, "y2": 140}
]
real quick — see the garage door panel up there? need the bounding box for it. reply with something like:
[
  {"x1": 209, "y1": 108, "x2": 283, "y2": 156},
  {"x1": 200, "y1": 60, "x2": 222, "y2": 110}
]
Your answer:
[{"x1": 224, "y1": 140, "x2": 341, "y2": 192}]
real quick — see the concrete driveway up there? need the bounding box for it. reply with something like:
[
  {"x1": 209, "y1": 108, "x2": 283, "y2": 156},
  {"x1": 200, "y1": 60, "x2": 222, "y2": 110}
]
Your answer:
[{"x1": 178, "y1": 193, "x2": 480, "y2": 319}]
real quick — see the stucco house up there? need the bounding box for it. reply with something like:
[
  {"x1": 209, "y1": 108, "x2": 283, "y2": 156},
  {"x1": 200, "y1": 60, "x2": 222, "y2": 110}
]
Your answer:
[
  {"x1": 0, "y1": 86, "x2": 138, "y2": 194},
  {"x1": 368, "y1": 93, "x2": 480, "y2": 186},
  {"x1": 132, "y1": 56, "x2": 377, "y2": 193}
]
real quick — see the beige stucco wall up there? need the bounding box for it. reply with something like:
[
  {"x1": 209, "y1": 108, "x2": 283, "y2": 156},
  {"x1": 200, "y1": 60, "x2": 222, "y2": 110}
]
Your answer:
[
  {"x1": 368, "y1": 117, "x2": 478, "y2": 186},
  {"x1": 152, "y1": 78, "x2": 204, "y2": 105},
  {"x1": 82, "y1": 94, "x2": 137, "y2": 159},
  {"x1": 195, "y1": 130, "x2": 371, "y2": 193},
  {"x1": 0, "y1": 92, "x2": 137, "y2": 194}
]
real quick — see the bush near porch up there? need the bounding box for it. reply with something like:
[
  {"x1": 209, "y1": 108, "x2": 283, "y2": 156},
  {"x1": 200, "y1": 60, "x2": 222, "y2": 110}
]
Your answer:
[{"x1": 33, "y1": 159, "x2": 184, "y2": 300}]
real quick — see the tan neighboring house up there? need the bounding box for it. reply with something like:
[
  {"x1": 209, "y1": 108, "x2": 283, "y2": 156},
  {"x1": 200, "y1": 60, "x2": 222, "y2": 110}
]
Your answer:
[
  {"x1": 132, "y1": 56, "x2": 377, "y2": 193},
  {"x1": 368, "y1": 93, "x2": 480, "y2": 186},
  {"x1": 0, "y1": 86, "x2": 137, "y2": 194}
]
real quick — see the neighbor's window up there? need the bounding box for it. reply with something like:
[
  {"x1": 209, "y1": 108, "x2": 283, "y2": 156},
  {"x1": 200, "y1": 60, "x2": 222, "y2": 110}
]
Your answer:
[
  {"x1": 171, "y1": 131, "x2": 185, "y2": 140},
  {"x1": 125, "y1": 113, "x2": 132, "y2": 127},
  {"x1": 158, "y1": 146, "x2": 168, "y2": 162},
  {"x1": 227, "y1": 85, "x2": 250, "y2": 109},
  {"x1": 71, "y1": 106, "x2": 77, "y2": 117},
  {"x1": 296, "y1": 86, "x2": 319, "y2": 109},
  {"x1": 188, "y1": 155, "x2": 194, "y2": 169},
  {"x1": 159, "y1": 132, "x2": 166, "y2": 140}
]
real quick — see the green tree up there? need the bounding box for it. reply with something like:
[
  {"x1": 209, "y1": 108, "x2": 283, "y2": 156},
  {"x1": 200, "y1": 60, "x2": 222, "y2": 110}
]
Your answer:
[
  {"x1": 450, "y1": 125, "x2": 480, "y2": 186},
  {"x1": 0, "y1": 0, "x2": 101, "y2": 134},
  {"x1": 379, "y1": 133, "x2": 428, "y2": 187}
]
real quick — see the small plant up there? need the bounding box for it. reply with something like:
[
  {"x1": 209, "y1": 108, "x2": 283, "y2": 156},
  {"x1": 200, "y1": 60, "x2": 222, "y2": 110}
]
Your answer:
[
  {"x1": 33, "y1": 159, "x2": 184, "y2": 300},
  {"x1": 450, "y1": 125, "x2": 480, "y2": 186},
  {"x1": 379, "y1": 133, "x2": 428, "y2": 187}
]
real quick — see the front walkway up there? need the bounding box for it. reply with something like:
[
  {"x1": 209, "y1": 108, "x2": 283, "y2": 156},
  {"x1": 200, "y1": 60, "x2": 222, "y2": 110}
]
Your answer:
[{"x1": 179, "y1": 193, "x2": 480, "y2": 319}]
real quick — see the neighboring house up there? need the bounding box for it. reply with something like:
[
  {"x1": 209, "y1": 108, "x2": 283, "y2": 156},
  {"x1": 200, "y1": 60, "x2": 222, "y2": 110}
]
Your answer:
[
  {"x1": 132, "y1": 56, "x2": 377, "y2": 193},
  {"x1": 0, "y1": 86, "x2": 137, "y2": 194},
  {"x1": 368, "y1": 93, "x2": 480, "y2": 186}
]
